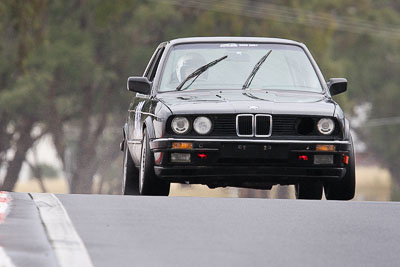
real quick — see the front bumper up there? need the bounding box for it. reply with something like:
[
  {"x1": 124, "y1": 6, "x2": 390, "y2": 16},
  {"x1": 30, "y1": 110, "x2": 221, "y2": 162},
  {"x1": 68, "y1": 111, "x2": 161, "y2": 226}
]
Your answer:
[{"x1": 150, "y1": 138, "x2": 351, "y2": 185}]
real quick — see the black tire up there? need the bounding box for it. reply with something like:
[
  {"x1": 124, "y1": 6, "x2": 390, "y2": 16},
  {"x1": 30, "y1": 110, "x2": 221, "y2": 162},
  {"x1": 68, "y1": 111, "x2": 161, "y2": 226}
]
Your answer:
[
  {"x1": 122, "y1": 140, "x2": 140, "y2": 195},
  {"x1": 324, "y1": 136, "x2": 356, "y2": 201},
  {"x1": 139, "y1": 131, "x2": 170, "y2": 196},
  {"x1": 295, "y1": 181, "x2": 323, "y2": 200}
]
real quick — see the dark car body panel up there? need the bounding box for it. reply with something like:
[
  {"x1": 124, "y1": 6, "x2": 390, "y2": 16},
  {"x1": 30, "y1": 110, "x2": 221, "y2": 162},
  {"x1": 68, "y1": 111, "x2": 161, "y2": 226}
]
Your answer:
[
  {"x1": 124, "y1": 37, "x2": 351, "y2": 188},
  {"x1": 157, "y1": 90, "x2": 336, "y2": 116}
]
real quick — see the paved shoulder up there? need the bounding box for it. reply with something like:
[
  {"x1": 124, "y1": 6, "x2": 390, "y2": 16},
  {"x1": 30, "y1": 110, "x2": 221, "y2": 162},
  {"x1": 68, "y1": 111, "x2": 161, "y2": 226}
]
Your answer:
[
  {"x1": 30, "y1": 193, "x2": 94, "y2": 267},
  {"x1": 0, "y1": 192, "x2": 58, "y2": 267}
]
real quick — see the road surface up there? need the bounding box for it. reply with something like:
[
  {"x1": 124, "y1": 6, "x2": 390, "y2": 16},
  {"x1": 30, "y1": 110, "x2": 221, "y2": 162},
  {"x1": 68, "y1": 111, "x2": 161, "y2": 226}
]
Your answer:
[{"x1": 1, "y1": 192, "x2": 400, "y2": 267}]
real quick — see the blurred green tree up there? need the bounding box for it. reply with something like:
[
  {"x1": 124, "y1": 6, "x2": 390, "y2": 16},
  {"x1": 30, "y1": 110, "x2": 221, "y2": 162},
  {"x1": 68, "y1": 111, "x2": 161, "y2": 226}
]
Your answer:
[{"x1": 0, "y1": 0, "x2": 49, "y2": 191}]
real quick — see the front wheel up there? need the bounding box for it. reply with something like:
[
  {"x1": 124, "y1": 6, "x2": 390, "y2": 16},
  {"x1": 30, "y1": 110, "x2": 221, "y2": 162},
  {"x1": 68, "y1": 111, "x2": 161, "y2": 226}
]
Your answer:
[
  {"x1": 295, "y1": 181, "x2": 323, "y2": 200},
  {"x1": 122, "y1": 140, "x2": 139, "y2": 195},
  {"x1": 139, "y1": 130, "x2": 170, "y2": 196},
  {"x1": 324, "y1": 136, "x2": 356, "y2": 200}
]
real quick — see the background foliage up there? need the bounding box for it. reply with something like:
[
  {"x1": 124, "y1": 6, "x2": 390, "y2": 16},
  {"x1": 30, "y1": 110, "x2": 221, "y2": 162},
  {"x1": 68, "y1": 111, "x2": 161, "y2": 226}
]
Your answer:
[{"x1": 0, "y1": 0, "x2": 399, "y2": 194}]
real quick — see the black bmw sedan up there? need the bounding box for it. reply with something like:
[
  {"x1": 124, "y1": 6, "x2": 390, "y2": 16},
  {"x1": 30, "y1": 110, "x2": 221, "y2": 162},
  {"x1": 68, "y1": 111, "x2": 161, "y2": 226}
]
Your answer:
[{"x1": 121, "y1": 37, "x2": 355, "y2": 200}]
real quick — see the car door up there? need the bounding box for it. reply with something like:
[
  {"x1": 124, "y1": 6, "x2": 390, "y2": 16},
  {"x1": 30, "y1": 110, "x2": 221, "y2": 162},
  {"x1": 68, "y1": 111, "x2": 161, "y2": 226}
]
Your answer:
[{"x1": 128, "y1": 47, "x2": 165, "y2": 166}]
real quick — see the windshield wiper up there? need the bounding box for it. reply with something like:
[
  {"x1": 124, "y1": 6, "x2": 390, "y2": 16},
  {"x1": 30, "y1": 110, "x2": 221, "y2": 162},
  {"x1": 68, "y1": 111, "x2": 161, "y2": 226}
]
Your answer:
[
  {"x1": 176, "y1": 55, "x2": 228, "y2": 91},
  {"x1": 242, "y1": 50, "x2": 272, "y2": 90}
]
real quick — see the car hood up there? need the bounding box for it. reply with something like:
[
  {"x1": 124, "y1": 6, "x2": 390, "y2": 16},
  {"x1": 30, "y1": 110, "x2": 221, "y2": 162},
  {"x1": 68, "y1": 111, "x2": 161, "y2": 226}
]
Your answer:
[{"x1": 157, "y1": 89, "x2": 336, "y2": 116}]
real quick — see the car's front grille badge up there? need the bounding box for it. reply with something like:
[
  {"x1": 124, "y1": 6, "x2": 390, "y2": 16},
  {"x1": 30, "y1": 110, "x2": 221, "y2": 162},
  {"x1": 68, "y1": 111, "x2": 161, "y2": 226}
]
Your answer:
[{"x1": 236, "y1": 114, "x2": 272, "y2": 137}]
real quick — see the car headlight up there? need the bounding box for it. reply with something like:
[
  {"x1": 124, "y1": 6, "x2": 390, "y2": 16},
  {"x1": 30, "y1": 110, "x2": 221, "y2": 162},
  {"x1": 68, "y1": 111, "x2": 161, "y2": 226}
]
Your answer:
[
  {"x1": 193, "y1": 116, "x2": 212, "y2": 135},
  {"x1": 317, "y1": 118, "x2": 335, "y2": 135},
  {"x1": 171, "y1": 117, "x2": 190, "y2": 134}
]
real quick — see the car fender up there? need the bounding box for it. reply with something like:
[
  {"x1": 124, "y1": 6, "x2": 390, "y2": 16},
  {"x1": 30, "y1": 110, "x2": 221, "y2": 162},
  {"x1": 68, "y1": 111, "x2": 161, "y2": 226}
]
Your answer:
[
  {"x1": 120, "y1": 123, "x2": 129, "y2": 152},
  {"x1": 344, "y1": 118, "x2": 351, "y2": 141},
  {"x1": 123, "y1": 123, "x2": 128, "y2": 140},
  {"x1": 144, "y1": 116, "x2": 156, "y2": 140}
]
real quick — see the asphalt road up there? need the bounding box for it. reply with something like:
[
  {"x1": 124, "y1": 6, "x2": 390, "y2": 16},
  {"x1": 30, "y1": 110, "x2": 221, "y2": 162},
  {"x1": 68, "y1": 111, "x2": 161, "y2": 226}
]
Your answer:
[{"x1": 1, "y1": 192, "x2": 400, "y2": 267}]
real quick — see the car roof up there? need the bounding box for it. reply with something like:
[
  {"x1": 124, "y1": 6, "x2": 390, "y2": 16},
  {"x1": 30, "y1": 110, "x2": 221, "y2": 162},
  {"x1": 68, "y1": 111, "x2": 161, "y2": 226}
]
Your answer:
[{"x1": 165, "y1": 36, "x2": 303, "y2": 46}]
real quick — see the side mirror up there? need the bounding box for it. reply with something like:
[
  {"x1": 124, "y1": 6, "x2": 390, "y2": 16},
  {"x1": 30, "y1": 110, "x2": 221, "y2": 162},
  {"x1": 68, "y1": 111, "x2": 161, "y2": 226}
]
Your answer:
[
  {"x1": 127, "y1": 77, "x2": 151, "y2": 95},
  {"x1": 327, "y1": 78, "x2": 347, "y2": 96}
]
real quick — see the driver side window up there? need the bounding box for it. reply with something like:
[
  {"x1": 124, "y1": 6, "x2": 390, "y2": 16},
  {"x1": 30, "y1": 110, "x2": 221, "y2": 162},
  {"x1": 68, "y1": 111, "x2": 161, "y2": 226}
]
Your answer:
[{"x1": 145, "y1": 47, "x2": 165, "y2": 82}]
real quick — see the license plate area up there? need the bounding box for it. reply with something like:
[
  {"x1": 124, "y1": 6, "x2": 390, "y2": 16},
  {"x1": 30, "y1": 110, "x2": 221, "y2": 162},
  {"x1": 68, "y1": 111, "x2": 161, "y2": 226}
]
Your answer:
[
  {"x1": 220, "y1": 143, "x2": 289, "y2": 159},
  {"x1": 314, "y1": 154, "x2": 334, "y2": 165}
]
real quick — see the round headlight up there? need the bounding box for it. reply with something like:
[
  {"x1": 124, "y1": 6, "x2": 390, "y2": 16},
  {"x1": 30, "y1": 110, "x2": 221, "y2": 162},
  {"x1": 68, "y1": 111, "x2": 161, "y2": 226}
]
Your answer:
[
  {"x1": 193, "y1": 116, "x2": 212, "y2": 135},
  {"x1": 317, "y1": 118, "x2": 335, "y2": 135},
  {"x1": 171, "y1": 117, "x2": 190, "y2": 134}
]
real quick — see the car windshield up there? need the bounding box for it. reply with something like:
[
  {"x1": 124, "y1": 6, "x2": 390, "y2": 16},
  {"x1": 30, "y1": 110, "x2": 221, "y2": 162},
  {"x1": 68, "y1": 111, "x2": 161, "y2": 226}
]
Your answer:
[{"x1": 159, "y1": 43, "x2": 323, "y2": 92}]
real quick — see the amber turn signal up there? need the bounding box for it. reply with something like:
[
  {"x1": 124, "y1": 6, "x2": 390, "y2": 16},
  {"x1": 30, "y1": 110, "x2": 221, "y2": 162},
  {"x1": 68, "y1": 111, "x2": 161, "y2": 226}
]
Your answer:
[
  {"x1": 172, "y1": 142, "x2": 193, "y2": 149},
  {"x1": 316, "y1": 144, "x2": 335, "y2": 152}
]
